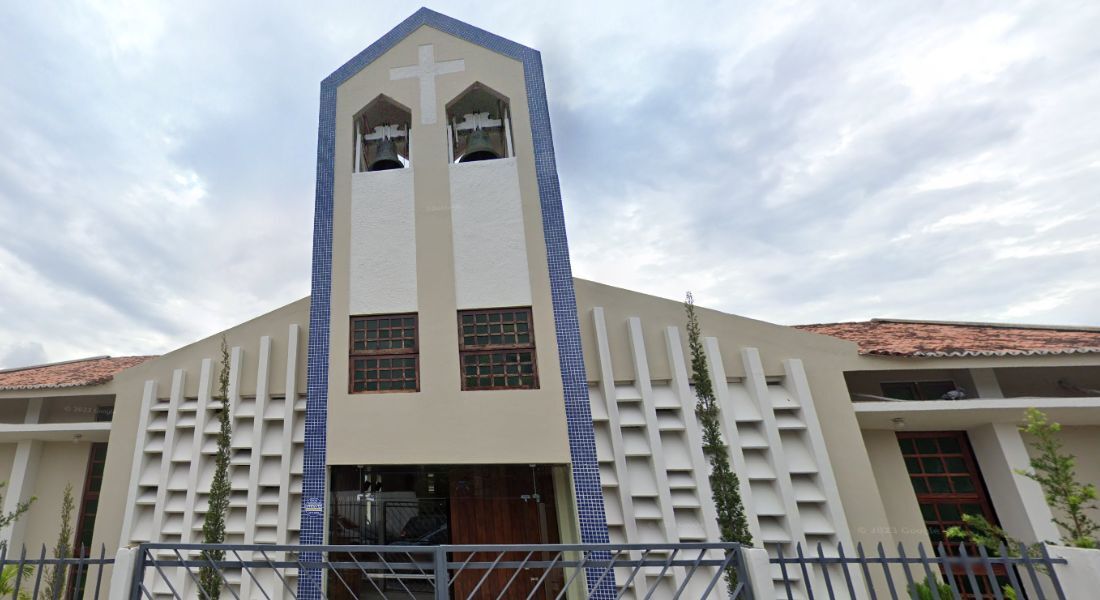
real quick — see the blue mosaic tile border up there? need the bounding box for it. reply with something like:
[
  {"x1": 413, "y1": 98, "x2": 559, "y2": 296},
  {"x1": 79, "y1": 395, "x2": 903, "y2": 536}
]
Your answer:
[{"x1": 302, "y1": 8, "x2": 612, "y2": 599}]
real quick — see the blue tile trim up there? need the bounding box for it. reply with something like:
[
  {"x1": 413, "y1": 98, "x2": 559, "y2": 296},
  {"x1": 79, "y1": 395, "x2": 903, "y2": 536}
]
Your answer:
[{"x1": 301, "y1": 8, "x2": 612, "y2": 599}]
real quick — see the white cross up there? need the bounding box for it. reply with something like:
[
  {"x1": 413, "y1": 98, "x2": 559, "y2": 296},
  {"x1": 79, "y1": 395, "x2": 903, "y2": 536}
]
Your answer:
[{"x1": 390, "y1": 44, "x2": 464, "y2": 125}]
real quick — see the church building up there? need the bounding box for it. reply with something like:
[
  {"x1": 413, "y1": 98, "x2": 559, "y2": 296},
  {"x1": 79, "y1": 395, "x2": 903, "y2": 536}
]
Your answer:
[{"x1": 1, "y1": 8, "x2": 1098, "y2": 600}]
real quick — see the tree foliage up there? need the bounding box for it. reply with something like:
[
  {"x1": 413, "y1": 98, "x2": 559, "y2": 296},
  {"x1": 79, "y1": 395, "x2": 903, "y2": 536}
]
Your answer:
[
  {"x1": 40, "y1": 483, "x2": 74, "y2": 600},
  {"x1": 909, "y1": 576, "x2": 953, "y2": 600},
  {"x1": 685, "y1": 292, "x2": 752, "y2": 591},
  {"x1": 945, "y1": 513, "x2": 1041, "y2": 559},
  {"x1": 0, "y1": 481, "x2": 35, "y2": 598},
  {"x1": 0, "y1": 565, "x2": 33, "y2": 600},
  {"x1": 0, "y1": 482, "x2": 35, "y2": 553},
  {"x1": 1017, "y1": 407, "x2": 1099, "y2": 548},
  {"x1": 200, "y1": 337, "x2": 233, "y2": 598}
]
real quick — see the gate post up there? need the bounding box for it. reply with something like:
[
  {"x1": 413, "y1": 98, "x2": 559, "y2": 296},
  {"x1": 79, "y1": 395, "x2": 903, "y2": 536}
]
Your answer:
[
  {"x1": 110, "y1": 545, "x2": 143, "y2": 600},
  {"x1": 740, "y1": 547, "x2": 773, "y2": 600},
  {"x1": 434, "y1": 546, "x2": 450, "y2": 600}
]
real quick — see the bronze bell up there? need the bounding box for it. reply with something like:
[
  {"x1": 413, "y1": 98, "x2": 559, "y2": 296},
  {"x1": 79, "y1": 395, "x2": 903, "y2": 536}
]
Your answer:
[
  {"x1": 459, "y1": 128, "x2": 500, "y2": 162},
  {"x1": 367, "y1": 137, "x2": 403, "y2": 171}
]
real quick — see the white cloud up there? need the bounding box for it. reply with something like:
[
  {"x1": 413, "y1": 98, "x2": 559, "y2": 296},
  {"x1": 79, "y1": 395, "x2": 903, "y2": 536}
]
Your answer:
[{"x1": 0, "y1": 0, "x2": 1098, "y2": 365}]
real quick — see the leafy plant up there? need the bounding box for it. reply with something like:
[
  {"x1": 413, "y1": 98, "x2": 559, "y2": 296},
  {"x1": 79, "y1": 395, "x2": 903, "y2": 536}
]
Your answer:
[
  {"x1": 1017, "y1": 407, "x2": 1099, "y2": 548},
  {"x1": 0, "y1": 564, "x2": 33, "y2": 600},
  {"x1": 40, "y1": 483, "x2": 75, "y2": 600},
  {"x1": 0, "y1": 481, "x2": 35, "y2": 553},
  {"x1": 685, "y1": 292, "x2": 752, "y2": 593},
  {"x1": 945, "y1": 513, "x2": 1039, "y2": 558},
  {"x1": 946, "y1": 513, "x2": 1037, "y2": 598},
  {"x1": 909, "y1": 576, "x2": 952, "y2": 600},
  {"x1": 200, "y1": 337, "x2": 233, "y2": 599}
]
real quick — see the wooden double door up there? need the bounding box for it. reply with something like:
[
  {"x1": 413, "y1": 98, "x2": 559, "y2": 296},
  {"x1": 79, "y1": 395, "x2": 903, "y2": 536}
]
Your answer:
[{"x1": 449, "y1": 465, "x2": 564, "y2": 599}]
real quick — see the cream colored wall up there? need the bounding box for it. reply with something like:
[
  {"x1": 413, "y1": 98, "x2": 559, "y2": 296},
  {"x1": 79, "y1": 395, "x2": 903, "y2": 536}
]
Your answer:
[
  {"x1": 19, "y1": 441, "x2": 90, "y2": 551},
  {"x1": 573, "y1": 279, "x2": 905, "y2": 552},
  {"x1": 1025, "y1": 425, "x2": 1100, "y2": 541},
  {"x1": 327, "y1": 25, "x2": 569, "y2": 466},
  {"x1": 861, "y1": 430, "x2": 933, "y2": 550},
  {"x1": 90, "y1": 297, "x2": 308, "y2": 556}
]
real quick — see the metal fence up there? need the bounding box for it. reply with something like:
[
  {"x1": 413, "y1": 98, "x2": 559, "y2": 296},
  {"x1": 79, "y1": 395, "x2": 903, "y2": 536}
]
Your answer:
[
  {"x1": 770, "y1": 541, "x2": 1067, "y2": 600},
  {"x1": 330, "y1": 499, "x2": 449, "y2": 545},
  {"x1": 0, "y1": 544, "x2": 113, "y2": 599},
  {"x1": 130, "y1": 542, "x2": 750, "y2": 599}
]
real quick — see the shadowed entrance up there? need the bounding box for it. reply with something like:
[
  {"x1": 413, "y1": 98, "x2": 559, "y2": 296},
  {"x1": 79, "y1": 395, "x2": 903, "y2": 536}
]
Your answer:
[{"x1": 329, "y1": 464, "x2": 564, "y2": 599}]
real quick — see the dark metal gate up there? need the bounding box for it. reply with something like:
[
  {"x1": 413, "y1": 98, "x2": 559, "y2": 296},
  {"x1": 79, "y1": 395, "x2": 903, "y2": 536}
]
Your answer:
[
  {"x1": 771, "y1": 541, "x2": 1067, "y2": 600},
  {"x1": 129, "y1": 542, "x2": 751, "y2": 599},
  {"x1": 0, "y1": 544, "x2": 112, "y2": 599}
]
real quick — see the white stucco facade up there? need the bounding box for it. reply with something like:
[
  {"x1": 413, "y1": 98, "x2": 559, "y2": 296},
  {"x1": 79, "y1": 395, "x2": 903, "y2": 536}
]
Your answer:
[
  {"x1": 119, "y1": 325, "x2": 306, "y2": 598},
  {"x1": 587, "y1": 307, "x2": 854, "y2": 599},
  {"x1": 449, "y1": 157, "x2": 532, "y2": 309},
  {"x1": 349, "y1": 168, "x2": 418, "y2": 315}
]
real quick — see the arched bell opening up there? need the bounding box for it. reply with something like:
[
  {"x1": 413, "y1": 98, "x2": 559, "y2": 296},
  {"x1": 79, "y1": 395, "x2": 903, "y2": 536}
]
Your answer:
[
  {"x1": 354, "y1": 95, "x2": 412, "y2": 173},
  {"x1": 445, "y1": 83, "x2": 513, "y2": 163}
]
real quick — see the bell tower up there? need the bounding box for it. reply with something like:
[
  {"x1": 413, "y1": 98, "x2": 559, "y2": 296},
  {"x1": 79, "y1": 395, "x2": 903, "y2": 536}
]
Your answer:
[
  {"x1": 354, "y1": 95, "x2": 410, "y2": 172},
  {"x1": 301, "y1": 9, "x2": 613, "y2": 599},
  {"x1": 447, "y1": 82, "x2": 514, "y2": 162}
]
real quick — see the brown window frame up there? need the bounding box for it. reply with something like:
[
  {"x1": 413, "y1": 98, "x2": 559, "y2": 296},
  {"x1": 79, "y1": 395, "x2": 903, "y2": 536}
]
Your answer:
[
  {"x1": 458, "y1": 307, "x2": 539, "y2": 391},
  {"x1": 897, "y1": 432, "x2": 1010, "y2": 595},
  {"x1": 70, "y1": 441, "x2": 107, "y2": 597},
  {"x1": 349, "y1": 313, "x2": 420, "y2": 393}
]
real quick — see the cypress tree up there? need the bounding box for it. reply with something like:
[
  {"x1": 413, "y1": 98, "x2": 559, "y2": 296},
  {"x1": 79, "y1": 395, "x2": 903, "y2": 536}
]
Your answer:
[
  {"x1": 685, "y1": 292, "x2": 752, "y2": 590},
  {"x1": 40, "y1": 482, "x2": 74, "y2": 600},
  {"x1": 200, "y1": 338, "x2": 233, "y2": 599}
]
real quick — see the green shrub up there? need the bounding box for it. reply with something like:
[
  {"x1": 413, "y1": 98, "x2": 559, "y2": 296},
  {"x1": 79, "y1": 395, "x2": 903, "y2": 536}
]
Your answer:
[
  {"x1": 1018, "y1": 407, "x2": 1099, "y2": 548},
  {"x1": 909, "y1": 576, "x2": 952, "y2": 600}
]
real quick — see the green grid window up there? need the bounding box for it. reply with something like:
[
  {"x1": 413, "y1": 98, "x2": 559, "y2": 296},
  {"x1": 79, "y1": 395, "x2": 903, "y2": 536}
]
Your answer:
[
  {"x1": 459, "y1": 309, "x2": 531, "y2": 349},
  {"x1": 458, "y1": 308, "x2": 538, "y2": 390},
  {"x1": 352, "y1": 314, "x2": 417, "y2": 353},
  {"x1": 462, "y1": 351, "x2": 537, "y2": 390},
  {"x1": 351, "y1": 356, "x2": 418, "y2": 392},
  {"x1": 350, "y1": 314, "x2": 418, "y2": 393}
]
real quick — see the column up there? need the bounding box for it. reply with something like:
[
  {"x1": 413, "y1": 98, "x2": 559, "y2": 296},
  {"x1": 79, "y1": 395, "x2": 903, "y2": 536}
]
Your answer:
[
  {"x1": 970, "y1": 368, "x2": 1004, "y2": 399},
  {"x1": 1, "y1": 398, "x2": 44, "y2": 550},
  {"x1": 967, "y1": 423, "x2": 1060, "y2": 543}
]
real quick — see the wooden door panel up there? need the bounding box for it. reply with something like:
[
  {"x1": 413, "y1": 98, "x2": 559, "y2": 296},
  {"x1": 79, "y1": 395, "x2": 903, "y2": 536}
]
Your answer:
[{"x1": 449, "y1": 466, "x2": 562, "y2": 600}]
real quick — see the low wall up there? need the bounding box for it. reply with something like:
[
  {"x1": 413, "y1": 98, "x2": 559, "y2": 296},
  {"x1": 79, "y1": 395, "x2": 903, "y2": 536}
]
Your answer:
[{"x1": 1048, "y1": 544, "x2": 1100, "y2": 599}]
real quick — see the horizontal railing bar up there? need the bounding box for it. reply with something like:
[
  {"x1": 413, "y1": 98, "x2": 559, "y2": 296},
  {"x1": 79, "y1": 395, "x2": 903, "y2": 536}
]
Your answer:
[
  {"x1": 769, "y1": 556, "x2": 1067, "y2": 565},
  {"x1": 0, "y1": 558, "x2": 115, "y2": 566},
  {"x1": 141, "y1": 558, "x2": 737, "y2": 570},
  {"x1": 138, "y1": 542, "x2": 743, "y2": 552}
]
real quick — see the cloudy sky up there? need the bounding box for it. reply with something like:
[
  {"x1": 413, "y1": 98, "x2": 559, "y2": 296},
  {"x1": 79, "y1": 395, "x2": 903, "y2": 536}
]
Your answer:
[{"x1": 2, "y1": 1, "x2": 1099, "y2": 368}]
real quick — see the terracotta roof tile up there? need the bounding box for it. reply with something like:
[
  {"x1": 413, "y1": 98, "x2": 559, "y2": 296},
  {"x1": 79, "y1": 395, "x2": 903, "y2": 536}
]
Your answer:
[
  {"x1": 794, "y1": 319, "x2": 1100, "y2": 357},
  {"x1": 0, "y1": 355, "x2": 157, "y2": 391}
]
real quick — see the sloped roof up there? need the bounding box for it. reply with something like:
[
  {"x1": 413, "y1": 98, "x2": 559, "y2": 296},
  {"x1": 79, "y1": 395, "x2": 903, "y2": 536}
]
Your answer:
[
  {"x1": 0, "y1": 355, "x2": 156, "y2": 391},
  {"x1": 794, "y1": 318, "x2": 1100, "y2": 357}
]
